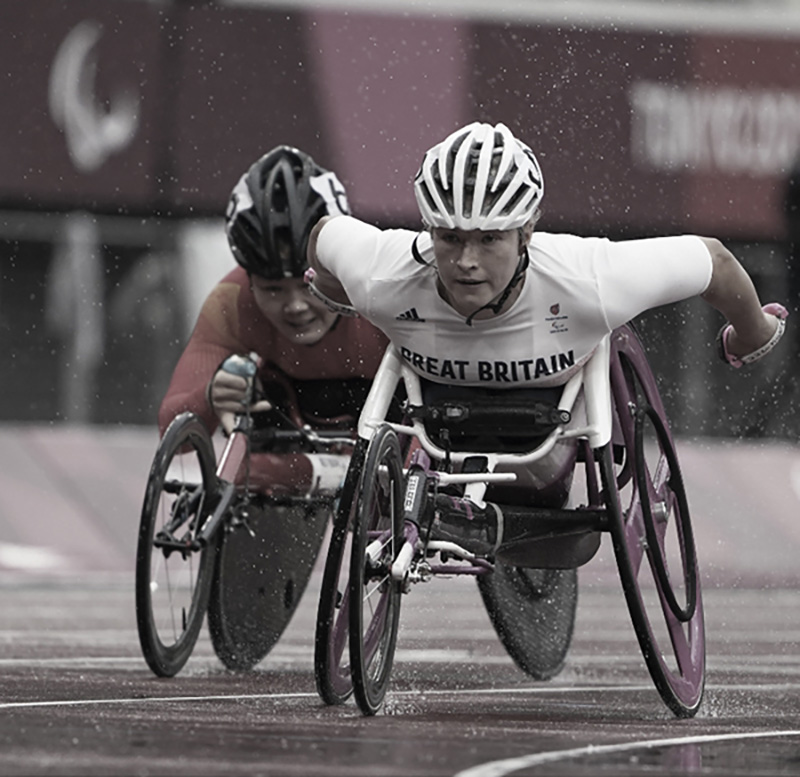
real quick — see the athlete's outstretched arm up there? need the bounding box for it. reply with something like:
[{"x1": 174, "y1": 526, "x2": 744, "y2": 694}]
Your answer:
[
  {"x1": 158, "y1": 334, "x2": 232, "y2": 436},
  {"x1": 699, "y1": 237, "x2": 783, "y2": 359},
  {"x1": 307, "y1": 215, "x2": 353, "y2": 307}
]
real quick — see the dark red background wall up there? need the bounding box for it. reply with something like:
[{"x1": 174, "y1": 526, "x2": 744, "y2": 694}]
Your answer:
[{"x1": 2, "y1": 1, "x2": 799, "y2": 238}]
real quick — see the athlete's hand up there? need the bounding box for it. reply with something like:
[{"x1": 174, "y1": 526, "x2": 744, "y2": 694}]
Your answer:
[{"x1": 207, "y1": 354, "x2": 273, "y2": 423}]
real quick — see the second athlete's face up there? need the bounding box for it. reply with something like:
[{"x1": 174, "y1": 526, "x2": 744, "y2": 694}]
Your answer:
[
  {"x1": 251, "y1": 276, "x2": 337, "y2": 345},
  {"x1": 432, "y1": 228, "x2": 522, "y2": 318}
]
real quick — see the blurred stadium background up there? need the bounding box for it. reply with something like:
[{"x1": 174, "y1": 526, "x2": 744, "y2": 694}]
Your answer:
[{"x1": 2, "y1": 0, "x2": 800, "y2": 437}]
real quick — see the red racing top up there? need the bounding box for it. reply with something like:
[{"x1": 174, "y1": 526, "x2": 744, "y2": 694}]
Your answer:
[{"x1": 158, "y1": 266, "x2": 389, "y2": 436}]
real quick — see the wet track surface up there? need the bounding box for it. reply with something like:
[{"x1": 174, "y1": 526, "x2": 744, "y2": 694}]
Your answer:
[
  {"x1": 2, "y1": 428, "x2": 800, "y2": 775},
  {"x1": 3, "y1": 559, "x2": 800, "y2": 777}
]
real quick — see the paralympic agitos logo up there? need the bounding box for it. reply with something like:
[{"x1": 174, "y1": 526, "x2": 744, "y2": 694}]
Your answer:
[{"x1": 48, "y1": 20, "x2": 140, "y2": 173}]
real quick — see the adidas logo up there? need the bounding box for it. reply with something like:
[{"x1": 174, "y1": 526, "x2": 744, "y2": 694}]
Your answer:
[{"x1": 395, "y1": 307, "x2": 426, "y2": 322}]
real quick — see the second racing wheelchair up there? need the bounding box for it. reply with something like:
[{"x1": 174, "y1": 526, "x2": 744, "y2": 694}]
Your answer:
[{"x1": 135, "y1": 355, "x2": 363, "y2": 677}]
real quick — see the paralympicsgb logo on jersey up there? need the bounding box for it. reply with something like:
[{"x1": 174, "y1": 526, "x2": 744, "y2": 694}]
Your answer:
[{"x1": 546, "y1": 301, "x2": 569, "y2": 333}]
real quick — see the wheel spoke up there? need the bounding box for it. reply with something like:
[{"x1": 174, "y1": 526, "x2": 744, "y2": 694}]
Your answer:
[{"x1": 624, "y1": 498, "x2": 646, "y2": 574}]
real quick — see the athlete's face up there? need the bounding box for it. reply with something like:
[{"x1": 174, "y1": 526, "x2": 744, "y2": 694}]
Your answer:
[
  {"x1": 251, "y1": 276, "x2": 337, "y2": 345},
  {"x1": 432, "y1": 228, "x2": 524, "y2": 318}
]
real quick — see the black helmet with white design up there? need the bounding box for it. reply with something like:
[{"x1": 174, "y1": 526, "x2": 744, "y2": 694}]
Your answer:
[
  {"x1": 413, "y1": 122, "x2": 544, "y2": 231},
  {"x1": 225, "y1": 146, "x2": 350, "y2": 278}
]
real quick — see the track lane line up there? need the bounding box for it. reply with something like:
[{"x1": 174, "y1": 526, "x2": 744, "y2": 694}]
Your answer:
[
  {"x1": 454, "y1": 730, "x2": 800, "y2": 777},
  {"x1": 3, "y1": 681, "x2": 800, "y2": 710}
]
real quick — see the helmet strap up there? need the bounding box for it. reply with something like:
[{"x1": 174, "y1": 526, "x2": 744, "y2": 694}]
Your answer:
[
  {"x1": 411, "y1": 232, "x2": 434, "y2": 266},
  {"x1": 464, "y1": 244, "x2": 530, "y2": 326}
]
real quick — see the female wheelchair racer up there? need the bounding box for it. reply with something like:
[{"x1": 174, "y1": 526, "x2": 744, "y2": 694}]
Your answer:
[
  {"x1": 306, "y1": 121, "x2": 788, "y2": 716},
  {"x1": 315, "y1": 324, "x2": 699, "y2": 716}
]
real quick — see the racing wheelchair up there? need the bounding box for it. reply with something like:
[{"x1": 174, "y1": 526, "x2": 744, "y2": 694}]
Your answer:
[
  {"x1": 314, "y1": 324, "x2": 704, "y2": 717},
  {"x1": 135, "y1": 355, "x2": 358, "y2": 677}
]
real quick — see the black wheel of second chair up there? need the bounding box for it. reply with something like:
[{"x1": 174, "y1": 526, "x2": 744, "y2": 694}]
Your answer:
[
  {"x1": 477, "y1": 565, "x2": 577, "y2": 680},
  {"x1": 135, "y1": 412, "x2": 218, "y2": 677},
  {"x1": 207, "y1": 498, "x2": 330, "y2": 671}
]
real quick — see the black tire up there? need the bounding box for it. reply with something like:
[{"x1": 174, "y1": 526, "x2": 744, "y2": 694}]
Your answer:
[
  {"x1": 477, "y1": 566, "x2": 577, "y2": 680},
  {"x1": 603, "y1": 326, "x2": 705, "y2": 718},
  {"x1": 314, "y1": 438, "x2": 367, "y2": 705},
  {"x1": 208, "y1": 500, "x2": 330, "y2": 671},
  {"x1": 349, "y1": 425, "x2": 405, "y2": 716},
  {"x1": 135, "y1": 413, "x2": 217, "y2": 677}
]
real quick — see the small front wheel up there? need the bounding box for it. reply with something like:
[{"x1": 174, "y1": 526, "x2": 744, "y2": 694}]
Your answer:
[
  {"x1": 135, "y1": 413, "x2": 217, "y2": 677},
  {"x1": 349, "y1": 425, "x2": 405, "y2": 715}
]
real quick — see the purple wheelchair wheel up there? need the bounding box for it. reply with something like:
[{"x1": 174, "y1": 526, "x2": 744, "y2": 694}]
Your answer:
[
  {"x1": 314, "y1": 439, "x2": 367, "y2": 705},
  {"x1": 602, "y1": 325, "x2": 705, "y2": 718},
  {"x1": 348, "y1": 424, "x2": 405, "y2": 716}
]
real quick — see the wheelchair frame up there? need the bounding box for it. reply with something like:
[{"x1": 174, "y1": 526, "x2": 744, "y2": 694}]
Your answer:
[{"x1": 314, "y1": 324, "x2": 705, "y2": 717}]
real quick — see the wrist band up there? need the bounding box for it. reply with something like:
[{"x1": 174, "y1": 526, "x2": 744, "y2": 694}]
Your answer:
[{"x1": 717, "y1": 302, "x2": 789, "y2": 368}]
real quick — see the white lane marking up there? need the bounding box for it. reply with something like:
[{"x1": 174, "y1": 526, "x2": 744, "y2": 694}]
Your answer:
[
  {"x1": 0, "y1": 685, "x2": 652, "y2": 710},
  {"x1": 0, "y1": 656, "x2": 200, "y2": 666},
  {"x1": 0, "y1": 542, "x2": 68, "y2": 571},
  {"x1": 454, "y1": 730, "x2": 800, "y2": 777},
  {"x1": 2, "y1": 681, "x2": 800, "y2": 711},
  {"x1": 0, "y1": 692, "x2": 319, "y2": 710}
]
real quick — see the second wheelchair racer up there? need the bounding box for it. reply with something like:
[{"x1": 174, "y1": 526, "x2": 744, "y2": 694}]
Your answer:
[
  {"x1": 306, "y1": 121, "x2": 788, "y2": 552},
  {"x1": 158, "y1": 145, "x2": 389, "y2": 495}
]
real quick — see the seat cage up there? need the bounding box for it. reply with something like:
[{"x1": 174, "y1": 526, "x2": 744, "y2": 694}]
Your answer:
[{"x1": 357, "y1": 335, "x2": 614, "y2": 505}]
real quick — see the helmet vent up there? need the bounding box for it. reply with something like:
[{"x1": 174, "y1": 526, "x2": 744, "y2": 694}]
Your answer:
[
  {"x1": 414, "y1": 122, "x2": 544, "y2": 231},
  {"x1": 225, "y1": 146, "x2": 349, "y2": 278}
]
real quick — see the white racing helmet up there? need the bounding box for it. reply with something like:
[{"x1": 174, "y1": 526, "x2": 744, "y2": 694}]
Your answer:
[{"x1": 413, "y1": 122, "x2": 544, "y2": 231}]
